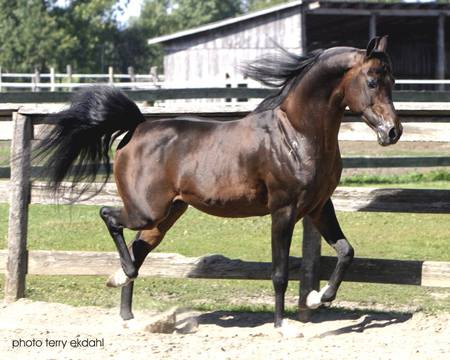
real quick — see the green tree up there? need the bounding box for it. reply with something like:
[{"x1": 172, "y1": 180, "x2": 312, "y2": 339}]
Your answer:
[
  {"x1": 123, "y1": 0, "x2": 173, "y2": 72},
  {"x1": 0, "y1": 0, "x2": 71, "y2": 72},
  {"x1": 245, "y1": 0, "x2": 288, "y2": 12},
  {"x1": 50, "y1": 0, "x2": 120, "y2": 72},
  {"x1": 171, "y1": 0, "x2": 243, "y2": 29},
  {"x1": 128, "y1": 0, "x2": 243, "y2": 71}
]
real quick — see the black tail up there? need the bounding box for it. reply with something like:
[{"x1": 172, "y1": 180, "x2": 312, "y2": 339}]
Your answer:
[{"x1": 34, "y1": 86, "x2": 145, "y2": 197}]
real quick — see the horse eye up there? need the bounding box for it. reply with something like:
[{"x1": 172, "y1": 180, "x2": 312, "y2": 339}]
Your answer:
[{"x1": 368, "y1": 79, "x2": 378, "y2": 89}]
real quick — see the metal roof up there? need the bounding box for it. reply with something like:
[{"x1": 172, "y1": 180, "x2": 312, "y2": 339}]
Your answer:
[
  {"x1": 147, "y1": 0, "x2": 303, "y2": 45},
  {"x1": 148, "y1": 0, "x2": 450, "y2": 45}
]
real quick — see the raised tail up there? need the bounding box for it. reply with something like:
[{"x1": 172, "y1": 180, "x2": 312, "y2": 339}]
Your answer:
[{"x1": 34, "y1": 86, "x2": 145, "y2": 196}]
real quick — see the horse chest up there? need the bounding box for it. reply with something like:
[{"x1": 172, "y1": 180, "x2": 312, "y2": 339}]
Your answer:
[{"x1": 270, "y1": 148, "x2": 341, "y2": 210}]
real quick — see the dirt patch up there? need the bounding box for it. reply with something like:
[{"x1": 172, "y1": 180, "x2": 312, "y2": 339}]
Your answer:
[{"x1": 1, "y1": 299, "x2": 448, "y2": 360}]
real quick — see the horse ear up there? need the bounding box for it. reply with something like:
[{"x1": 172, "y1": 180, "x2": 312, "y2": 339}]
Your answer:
[
  {"x1": 366, "y1": 37, "x2": 380, "y2": 57},
  {"x1": 376, "y1": 35, "x2": 388, "y2": 52}
]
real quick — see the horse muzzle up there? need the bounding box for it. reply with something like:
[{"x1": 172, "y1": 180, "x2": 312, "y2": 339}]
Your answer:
[
  {"x1": 362, "y1": 111, "x2": 403, "y2": 146},
  {"x1": 375, "y1": 123, "x2": 403, "y2": 146}
]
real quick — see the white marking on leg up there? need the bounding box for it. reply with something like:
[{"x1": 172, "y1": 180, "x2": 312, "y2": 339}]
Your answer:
[
  {"x1": 306, "y1": 290, "x2": 321, "y2": 309},
  {"x1": 106, "y1": 268, "x2": 133, "y2": 288},
  {"x1": 306, "y1": 283, "x2": 331, "y2": 309}
]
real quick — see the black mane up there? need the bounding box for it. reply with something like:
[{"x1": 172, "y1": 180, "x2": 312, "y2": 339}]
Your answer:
[{"x1": 241, "y1": 47, "x2": 323, "y2": 113}]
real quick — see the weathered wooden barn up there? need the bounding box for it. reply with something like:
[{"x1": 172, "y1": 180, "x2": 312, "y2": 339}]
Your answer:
[
  {"x1": 148, "y1": 0, "x2": 449, "y2": 86},
  {"x1": 148, "y1": 1, "x2": 304, "y2": 86}
]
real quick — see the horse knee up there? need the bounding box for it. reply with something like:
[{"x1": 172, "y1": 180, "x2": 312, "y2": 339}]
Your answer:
[
  {"x1": 100, "y1": 206, "x2": 153, "y2": 231},
  {"x1": 272, "y1": 272, "x2": 288, "y2": 293},
  {"x1": 100, "y1": 206, "x2": 122, "y2": 231},
  {"x1": 333, "y1": 239, "x2": 354, "y2": 264}
]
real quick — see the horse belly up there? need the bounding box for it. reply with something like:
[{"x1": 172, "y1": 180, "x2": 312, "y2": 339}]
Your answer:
[
  {"x1": 179, "y1": 180, "x2": 269, "y2": 218},
  {"x1": 187, "y1": 199, "x2": 270, "y2": 218}
]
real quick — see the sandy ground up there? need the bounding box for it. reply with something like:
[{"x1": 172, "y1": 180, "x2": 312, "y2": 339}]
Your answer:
[{"x1": 0, "y1": 299, "x2": 448, "y2": 360}]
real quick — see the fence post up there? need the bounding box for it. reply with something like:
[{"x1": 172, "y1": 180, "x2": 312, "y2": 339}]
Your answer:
[
  {"x1": 298, "y1": 216, "x2": 321, "y2": 322},
  {"x1": 33, "y1": 68, "x2": 40, "y2": 92},
  {"x1": 50, "y1": 67, "x2": 55, "y2": 92},
  {"x1": 128, "y1": 66, "x2": 136, "y2": 89},
  {"x1": 66, "y1": 65, "x2": 72, "y2": 92},
  {"x1": 150, "y1": 66, "x2": 158, "y2": 83},
  {"x1": 108, "y1": 66, "x2": 114, "y2": 85},
  {"x1": 0, "y1": 66, "x2": 2, "y2": 92},
  {"x1": 5, "y1": 112, "x2": 32, "y2": 302}
]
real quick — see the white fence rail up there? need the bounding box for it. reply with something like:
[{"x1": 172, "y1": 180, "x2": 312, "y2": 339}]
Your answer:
[
  {"x1": 1, "y1": 66, "x2": 449, "y2": 91},
  {"x1": 0, "y1": 66, "x2": 162, "y2": 91}
]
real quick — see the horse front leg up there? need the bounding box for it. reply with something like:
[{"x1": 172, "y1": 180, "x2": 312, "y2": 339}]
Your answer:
[
  {"x1": 306, "y1": 199, "x2": 354, "y2": 309},
  {"x1": 100, "y1": 206, "x2": 139, "y2": 285},
  {"x1": 271, "y1": 205, "x2": 296, "y2": 327},
  {"x1": 110, "y1": 201, "x2": 188, "y2": 320},
  {"x1": 118, "y1": 237, "x2": 153, "y2": 320}
]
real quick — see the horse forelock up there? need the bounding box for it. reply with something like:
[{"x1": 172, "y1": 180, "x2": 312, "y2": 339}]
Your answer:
[{"x1": 367, "y1": 51, "x2": 393, "y2": 74}]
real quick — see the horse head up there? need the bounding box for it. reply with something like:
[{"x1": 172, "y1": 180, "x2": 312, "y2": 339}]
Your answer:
[{"x1": 340, "y1": 36, "x2": 403, "y2": 146}]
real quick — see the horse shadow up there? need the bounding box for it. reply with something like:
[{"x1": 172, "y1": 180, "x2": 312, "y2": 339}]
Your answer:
[
  {"x1": 311, "y1": 308, "x2": 413, "y2": 337},
  {"x1": 197, "y1": 307, "x2": 413, "y2": 336}
]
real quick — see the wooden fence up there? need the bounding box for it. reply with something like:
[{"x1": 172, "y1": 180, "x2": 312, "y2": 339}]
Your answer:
[
  {"x1": 1, "y1": 68, "x2": 450, "y2": 93},
  {"x1": 0, "y1": 66, "x2": 161, "y2": 92},
  {"x1": 1, "y1": 92, "x2": 450, "y2": 320},
  {"x1": 2, "y1": 88, "x2": 450, "y2": 104}
]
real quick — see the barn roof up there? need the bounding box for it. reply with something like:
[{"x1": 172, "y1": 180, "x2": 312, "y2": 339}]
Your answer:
[
  {"x1": 148, "y1": 0, "x2": 450, "y2": 46},
  {"x1": 147, "y1": 0, "x2": 303, "y2": 45}
]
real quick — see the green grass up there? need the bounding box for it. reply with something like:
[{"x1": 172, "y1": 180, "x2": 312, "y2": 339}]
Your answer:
[
  {"x1": 0, "y1": 276, "x2": 448, "y2": 314},
  {"x1": 0, "y1": 141, "x2": 9, "y2": 165},
  {"x1": 340, "y1": 170, "x2": 450, "y2": 187},
  {"x1": 0, "y1": 203, "x2": 449, "y2": 314},
  {"x1": 1, "y1": 204, "x2": 449, "y2": 261}
]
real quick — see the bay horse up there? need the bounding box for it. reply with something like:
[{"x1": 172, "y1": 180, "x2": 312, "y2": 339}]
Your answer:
[{"x1": 35, "y1": 36, "x2": 402, "y2": 327}]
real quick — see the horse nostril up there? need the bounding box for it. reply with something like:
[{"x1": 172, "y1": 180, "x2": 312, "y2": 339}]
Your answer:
[{"x1": 388, "y1": 127, "x2": 398, "y2": 141}]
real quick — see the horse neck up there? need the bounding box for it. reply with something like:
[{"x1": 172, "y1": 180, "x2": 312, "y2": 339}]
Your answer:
[{"x1": 280, "y1": 49, "x2": 364, "y2": 152}]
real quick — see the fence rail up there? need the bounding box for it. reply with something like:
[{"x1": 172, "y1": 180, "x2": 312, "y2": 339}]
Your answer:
[
  {"x1": 0, "y1": 250, "x2": 449, "y2": 288},
  {"x1": 0, "y1": 66, "x2": 161, "y2": 92},
  {"x1": 1, "y1": 182, "x2": 449, "y2": 214},
  {"x1": 1, "y1": 99, "x2": 450, "y2": 320},
  {"x1": 2, "y1": 88, "x2": 450, "y2": 103},
  {"x1": 0, "y1": 67, "x2": 448, "y2": 92},
  {"x1": 2, "y1": 155, "x2": 450, "y2": 179}
]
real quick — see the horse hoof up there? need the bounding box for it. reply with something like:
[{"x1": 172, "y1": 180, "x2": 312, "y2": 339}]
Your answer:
[
  {"x1": 306, "y1": 284, "x2": 331, "y2": 309},
  {"x1": 106, "y1": 268, "x2": 133, "y2": 288},
  {"x1": 306, "y1": 290, "x2": 322, "y2": 309}
]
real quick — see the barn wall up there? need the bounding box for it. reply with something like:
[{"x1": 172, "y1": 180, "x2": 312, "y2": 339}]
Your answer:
[{"x1": 163, "y1": 7, "x2": 302, "y2": 84}]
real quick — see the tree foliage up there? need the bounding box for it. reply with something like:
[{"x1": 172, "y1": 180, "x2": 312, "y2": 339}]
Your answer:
[
  {"x1": 245, "y1": 0, "x2": 288, "y2": 12},
  {"x1": 0, "y1": 0, "x2": 120, "y2": 72},
  {"x1": 50, "y1": 0, "x2": 119, "y2": 72},
  {"x1": 0, "y1": 0, "x2": 287, "y2": 73},
  {"x1": 126, "y1": 0, "x2": 243, "y2": 71},
  {"x1": 0, "y1": 0, "x2": 68, "y2": 72}
]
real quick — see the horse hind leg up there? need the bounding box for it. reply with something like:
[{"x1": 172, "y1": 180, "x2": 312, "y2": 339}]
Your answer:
[{"x1": 108, "y1": 201, "x2": 188, "y2": 320}]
